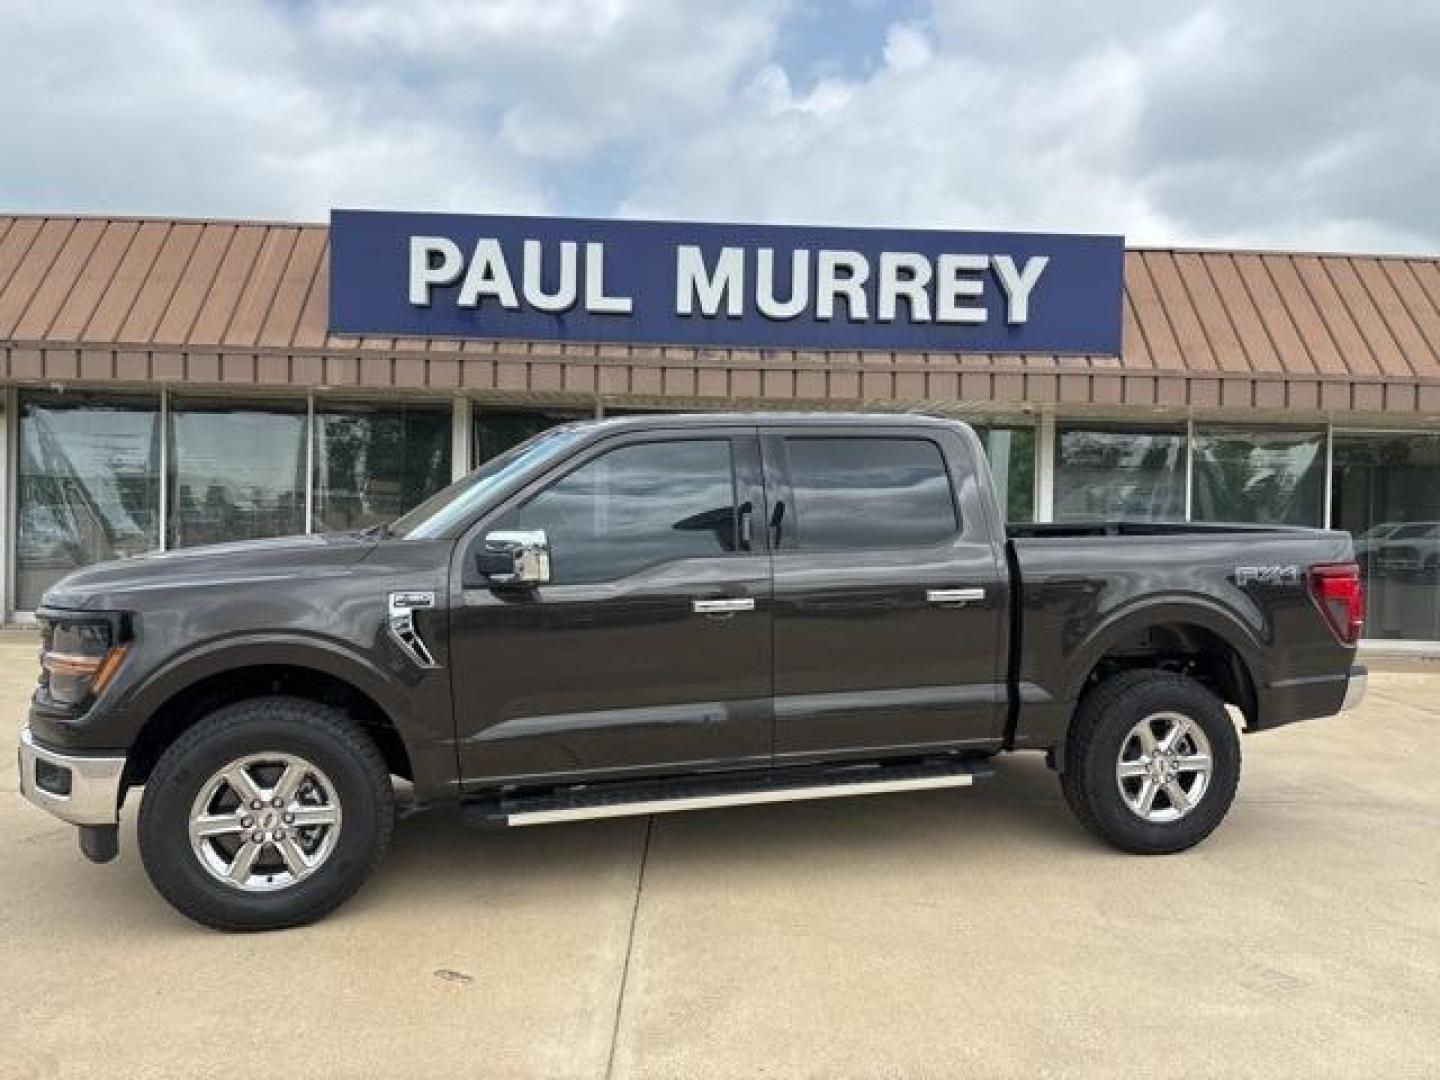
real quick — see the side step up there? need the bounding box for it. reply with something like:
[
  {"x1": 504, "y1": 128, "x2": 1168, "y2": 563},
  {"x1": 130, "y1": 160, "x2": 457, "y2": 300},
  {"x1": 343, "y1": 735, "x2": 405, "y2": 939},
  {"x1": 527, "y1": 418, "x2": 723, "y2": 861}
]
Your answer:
[{"x1": 464, "y1": 757, "x2": 993, "y2": 828}]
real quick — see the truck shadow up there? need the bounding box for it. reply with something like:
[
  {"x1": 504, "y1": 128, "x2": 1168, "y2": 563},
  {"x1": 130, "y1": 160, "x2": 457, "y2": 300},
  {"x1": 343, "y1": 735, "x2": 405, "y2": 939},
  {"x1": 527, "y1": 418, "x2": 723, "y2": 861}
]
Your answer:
[{"x1": 361, "y1": 753, "x2": 1096, "y2": 910}]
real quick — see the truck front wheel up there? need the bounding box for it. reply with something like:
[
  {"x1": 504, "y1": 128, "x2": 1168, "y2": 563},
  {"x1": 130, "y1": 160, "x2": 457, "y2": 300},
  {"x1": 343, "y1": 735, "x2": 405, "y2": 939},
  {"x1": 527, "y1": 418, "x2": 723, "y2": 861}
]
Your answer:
[
  {"x1": 1060, "y1": 670, "x2": 1241, "y2": 854},
  {"x1": 137, "y1": 696, "x2": 394, "y2": 931}
]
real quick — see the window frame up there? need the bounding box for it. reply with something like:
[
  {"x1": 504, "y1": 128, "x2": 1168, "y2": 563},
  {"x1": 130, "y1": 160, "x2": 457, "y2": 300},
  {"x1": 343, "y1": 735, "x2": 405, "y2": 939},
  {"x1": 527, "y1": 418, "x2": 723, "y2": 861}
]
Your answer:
[{"x1": 762, "y1": 429, "x2": 965, "y2": 554}]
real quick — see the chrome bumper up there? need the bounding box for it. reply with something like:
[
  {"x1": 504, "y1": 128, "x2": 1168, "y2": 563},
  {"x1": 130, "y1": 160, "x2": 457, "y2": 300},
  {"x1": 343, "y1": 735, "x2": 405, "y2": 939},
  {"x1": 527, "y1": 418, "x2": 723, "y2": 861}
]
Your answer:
[
  {"x1": 17, "y1": 727, "x2": 126, "y2": 826},
  {"x1": 1340, "y1": 666, "x2": 1367, "y2": 712}
]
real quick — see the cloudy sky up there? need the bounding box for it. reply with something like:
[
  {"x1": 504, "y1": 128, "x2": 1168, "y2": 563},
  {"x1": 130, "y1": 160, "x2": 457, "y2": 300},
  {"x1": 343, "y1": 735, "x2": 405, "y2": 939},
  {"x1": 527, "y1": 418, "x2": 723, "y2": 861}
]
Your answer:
[{"x1": 4, "y1": 0, "x2": 1437, "y2": 252}]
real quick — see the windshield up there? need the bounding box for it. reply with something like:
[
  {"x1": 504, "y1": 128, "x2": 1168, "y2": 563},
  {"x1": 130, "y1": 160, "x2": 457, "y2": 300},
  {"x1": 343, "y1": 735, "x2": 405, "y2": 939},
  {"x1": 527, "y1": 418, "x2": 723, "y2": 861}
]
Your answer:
[{"x1": 389, "y1": 426, "x2": 585, "y2": 539}]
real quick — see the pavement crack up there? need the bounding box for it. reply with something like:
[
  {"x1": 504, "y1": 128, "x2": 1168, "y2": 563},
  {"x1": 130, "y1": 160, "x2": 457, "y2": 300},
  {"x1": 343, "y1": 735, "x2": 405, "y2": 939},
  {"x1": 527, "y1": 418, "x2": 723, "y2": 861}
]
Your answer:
[{"x1": 605, "y1": 814, "x2": 654, "y2": 1080}]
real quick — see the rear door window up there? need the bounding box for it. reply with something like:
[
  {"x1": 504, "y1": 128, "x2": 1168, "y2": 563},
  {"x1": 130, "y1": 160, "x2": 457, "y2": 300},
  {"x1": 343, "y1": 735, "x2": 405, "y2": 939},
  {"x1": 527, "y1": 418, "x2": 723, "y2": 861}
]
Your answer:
[{"x1": 783, "y1": 436, "x2": 958, "y2": 551}]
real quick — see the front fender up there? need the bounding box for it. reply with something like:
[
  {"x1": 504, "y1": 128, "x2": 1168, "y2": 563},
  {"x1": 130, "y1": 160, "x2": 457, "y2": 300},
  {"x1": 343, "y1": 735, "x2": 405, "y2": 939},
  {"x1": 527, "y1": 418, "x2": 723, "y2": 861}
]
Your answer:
[{"x1": 100, "y1": 628, "x2": 455, "y2": 802}]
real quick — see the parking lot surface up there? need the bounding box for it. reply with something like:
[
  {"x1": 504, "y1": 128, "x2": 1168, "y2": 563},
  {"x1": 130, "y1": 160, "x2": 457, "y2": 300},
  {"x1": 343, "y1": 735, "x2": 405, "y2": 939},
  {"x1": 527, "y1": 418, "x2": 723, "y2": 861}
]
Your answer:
[{"x1": 3, "y1": 636, "x2": 1438, "y2": 1079}]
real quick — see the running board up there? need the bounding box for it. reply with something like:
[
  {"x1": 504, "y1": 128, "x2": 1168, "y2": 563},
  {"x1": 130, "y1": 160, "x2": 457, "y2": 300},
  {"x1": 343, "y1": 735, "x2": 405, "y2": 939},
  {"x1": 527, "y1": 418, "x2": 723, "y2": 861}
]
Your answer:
[{"x1": 464, "y1": 758, "x2": 992, "y2": 828}]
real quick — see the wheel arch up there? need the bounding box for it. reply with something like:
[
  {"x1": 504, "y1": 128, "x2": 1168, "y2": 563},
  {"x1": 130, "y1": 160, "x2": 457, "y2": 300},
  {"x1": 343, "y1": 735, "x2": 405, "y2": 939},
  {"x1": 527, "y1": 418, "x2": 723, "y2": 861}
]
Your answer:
[
  {"x1": 1051, "y1": 599, "x2": 1263, "y2": 768},
  {"x1": 122, "y1": 638, "x2": 418, "y2": 790}
]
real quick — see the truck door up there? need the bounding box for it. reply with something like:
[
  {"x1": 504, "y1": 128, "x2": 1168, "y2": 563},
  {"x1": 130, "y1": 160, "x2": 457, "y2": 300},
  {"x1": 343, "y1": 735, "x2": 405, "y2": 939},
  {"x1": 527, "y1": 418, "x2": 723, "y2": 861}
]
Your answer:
[
  {"x1": 762, "y1": 424, "x2": 1007, "y2": 762},
  {"x1": 449, "y1": 427, "x2": 772, "y2": 787}
]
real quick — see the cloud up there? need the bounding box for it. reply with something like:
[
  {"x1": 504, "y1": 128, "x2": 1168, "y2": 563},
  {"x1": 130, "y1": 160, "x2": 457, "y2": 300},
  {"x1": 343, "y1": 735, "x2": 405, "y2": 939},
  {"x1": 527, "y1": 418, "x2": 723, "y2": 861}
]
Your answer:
[{"x1": 1, "y1": 0, "x2": 1437, "y2": 252}]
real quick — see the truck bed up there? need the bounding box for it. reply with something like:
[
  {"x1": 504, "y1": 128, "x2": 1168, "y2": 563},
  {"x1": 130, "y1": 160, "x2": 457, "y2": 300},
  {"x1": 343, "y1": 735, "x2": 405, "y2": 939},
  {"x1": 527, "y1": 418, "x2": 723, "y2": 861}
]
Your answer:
[{"x1": 1003, "y1": 520, "x2": 1356, "y2": 750}]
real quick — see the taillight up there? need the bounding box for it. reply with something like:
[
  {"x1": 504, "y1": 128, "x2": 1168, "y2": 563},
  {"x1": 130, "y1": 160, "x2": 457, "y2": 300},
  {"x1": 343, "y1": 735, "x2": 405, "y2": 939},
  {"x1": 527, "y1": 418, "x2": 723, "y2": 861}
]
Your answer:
[{"x1": 1308, "y1": 563, "x2": 1365, "y2": 645}]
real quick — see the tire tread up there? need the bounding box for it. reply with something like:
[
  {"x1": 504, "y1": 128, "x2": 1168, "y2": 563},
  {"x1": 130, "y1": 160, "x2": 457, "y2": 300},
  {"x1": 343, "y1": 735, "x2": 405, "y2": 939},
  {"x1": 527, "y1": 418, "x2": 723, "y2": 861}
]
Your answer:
[
  {"x1": 137, "y1": 696, "x2": 393, "y2": 931},
  {"x1": 1060, "y1": 669, "x2": 1241, "y2": 855}
]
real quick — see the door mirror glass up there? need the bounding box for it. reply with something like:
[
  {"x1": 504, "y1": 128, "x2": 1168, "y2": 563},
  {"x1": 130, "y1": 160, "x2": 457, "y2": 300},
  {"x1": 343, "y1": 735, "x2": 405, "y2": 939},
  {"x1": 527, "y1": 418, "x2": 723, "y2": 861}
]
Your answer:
[{"x1": 478, "y1": 529, "x2": 551, "y2": 586}]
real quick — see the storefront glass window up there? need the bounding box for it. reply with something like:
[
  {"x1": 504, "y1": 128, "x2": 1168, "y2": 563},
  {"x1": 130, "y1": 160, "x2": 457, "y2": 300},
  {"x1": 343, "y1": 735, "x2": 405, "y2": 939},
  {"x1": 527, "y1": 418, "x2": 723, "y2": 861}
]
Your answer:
[
  {"x1": 1054, "y1": 426, "x2": 1186, "y2": 521},
  {"x1": 168, "y1": 397, "x2": 306, "y2": 548},
  {"x1": 1191, "y1": 427, "x2": 1324, "y2": 525},
  {"x1": 973, "y1": 425, "x2": 1035, "y2": 522},
  {"x1": 1331, "y1": 432, "x2": 1440, "y2": 641},
  {"x1": 16, "y1": 392, "x2": 161, "y2": 609},
  {"x1": 473, "y1": 409, "x2": 587, "y2": 465},
  {"x1": 313, "y1": 402, "x2": 451, "y2": 532}
]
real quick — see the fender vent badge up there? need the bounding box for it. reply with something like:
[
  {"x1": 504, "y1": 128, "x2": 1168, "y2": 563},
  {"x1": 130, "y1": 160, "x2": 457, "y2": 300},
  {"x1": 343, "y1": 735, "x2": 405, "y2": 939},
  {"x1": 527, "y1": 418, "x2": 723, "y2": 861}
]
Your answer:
[{"x1": 388, "y1": 591, "x2": 438, "y2": 669}]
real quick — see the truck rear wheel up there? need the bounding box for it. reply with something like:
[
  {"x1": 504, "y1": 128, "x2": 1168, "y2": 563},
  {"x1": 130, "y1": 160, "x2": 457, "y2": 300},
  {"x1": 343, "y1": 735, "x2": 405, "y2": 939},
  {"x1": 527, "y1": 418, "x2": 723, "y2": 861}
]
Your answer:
[
  {"x1": 137, "y1": 696, "x2": 394, "y2": 931},
  {"x1": 1060, "y1": 670, "x2": 1241, "y2": 854}
]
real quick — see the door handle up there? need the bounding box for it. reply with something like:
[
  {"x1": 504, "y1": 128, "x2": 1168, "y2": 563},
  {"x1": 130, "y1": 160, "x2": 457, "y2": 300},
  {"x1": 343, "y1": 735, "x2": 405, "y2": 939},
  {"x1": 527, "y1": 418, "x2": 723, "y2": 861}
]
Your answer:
[
  {"x1": 926, "y1": 588, "x2": 986, "y2": 605},
  {"x1": 693, "y1": 598, "x2": 756, "y2": 615}
]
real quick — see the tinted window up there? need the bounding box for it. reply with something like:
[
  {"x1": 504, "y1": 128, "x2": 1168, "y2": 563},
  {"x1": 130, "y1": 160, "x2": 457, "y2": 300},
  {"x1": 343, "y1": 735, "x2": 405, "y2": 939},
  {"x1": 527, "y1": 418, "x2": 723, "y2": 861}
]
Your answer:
[
  {"x1": 168, "y1": 397, "x2": 306, "y2": 547},
  {"x1": 496, "y1": 439, "x2": 737, "y2": 584},
  {"x1": 785, "y1": 437, "x2": 957, "y2": 550},
  {"x1": 17, "y1": 392, "x2": 162, "y2": 608},
  {"x1": 1055, "y1": 426, "x2": 1186, "y2": 521},
  {"x1": 1191, "y1": 427, "x2": 1324, "y2": 526},
  {"x1": 312, "y1": 402, "x2": 451, "y2": 532}
]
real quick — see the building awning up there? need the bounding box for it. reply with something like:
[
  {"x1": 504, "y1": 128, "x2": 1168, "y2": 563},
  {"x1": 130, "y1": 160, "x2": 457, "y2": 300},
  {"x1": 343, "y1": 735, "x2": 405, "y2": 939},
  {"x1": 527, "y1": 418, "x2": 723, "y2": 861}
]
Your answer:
[{"x1": 2, "y1": 213, "x2": 1439, "y2": 416}]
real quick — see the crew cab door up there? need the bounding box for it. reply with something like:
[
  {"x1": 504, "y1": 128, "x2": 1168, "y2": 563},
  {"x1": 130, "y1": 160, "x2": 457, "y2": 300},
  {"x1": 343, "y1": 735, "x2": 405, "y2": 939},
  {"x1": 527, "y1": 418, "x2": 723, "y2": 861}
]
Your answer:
[
  {"x1": 762, "y1": 424, "x2": 1007, "y2": 762},
  {"x1": 450, "y1": 428, "x2": 772, "y2": 787}
]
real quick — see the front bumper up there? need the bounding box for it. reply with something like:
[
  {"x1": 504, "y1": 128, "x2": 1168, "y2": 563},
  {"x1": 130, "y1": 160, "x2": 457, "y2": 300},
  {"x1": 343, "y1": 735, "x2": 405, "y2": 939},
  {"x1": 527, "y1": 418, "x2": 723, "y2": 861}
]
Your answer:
[
  {"x1": 17, "y1": 727, "x2": 126, "y2": 826},
  {"x1": 1341, "y1": 665, "x2": 1367, "y2": 712}
]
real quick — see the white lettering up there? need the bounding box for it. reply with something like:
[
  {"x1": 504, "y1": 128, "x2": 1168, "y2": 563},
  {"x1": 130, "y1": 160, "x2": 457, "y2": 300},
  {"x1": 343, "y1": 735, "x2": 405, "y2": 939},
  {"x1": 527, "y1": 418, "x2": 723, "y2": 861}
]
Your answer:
[
  {"x1": 457, "y1": 239, "x2": 519, "y2": 309},
  {"x1": 522, "y1": 240, "x2": 578, "y2": 313},
  {"x1": 408, "y1": 236, "x2": 463, "y2": 307},
  {"x1": 585, "y1": 242, "x2": 633, "y2": 314},
  {"x1": 676, "y1": 246, "x2": 744, "y2": 317},
  {"x1": 991, "y1": 254, "x2": 1048, "y2": 324},
  {"x1": 755, "y1": 248, "x2": 809, "y2": 320},
  {"x1": 816, "y1": 250, "x2": 869, "y2": 321},
  {"x1": 935, "y1": 253, "x2": 988, "y2": 324},
  {"x1": 877, "y1": 252, "x2": 932, "y2": 322}
]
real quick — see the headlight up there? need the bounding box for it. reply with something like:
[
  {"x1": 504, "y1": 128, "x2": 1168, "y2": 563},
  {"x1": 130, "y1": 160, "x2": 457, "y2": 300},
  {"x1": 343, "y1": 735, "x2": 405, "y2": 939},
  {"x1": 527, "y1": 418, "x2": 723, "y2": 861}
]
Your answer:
[{"x1": 38, "y1": 614, "x2": 131, "y2": 707}]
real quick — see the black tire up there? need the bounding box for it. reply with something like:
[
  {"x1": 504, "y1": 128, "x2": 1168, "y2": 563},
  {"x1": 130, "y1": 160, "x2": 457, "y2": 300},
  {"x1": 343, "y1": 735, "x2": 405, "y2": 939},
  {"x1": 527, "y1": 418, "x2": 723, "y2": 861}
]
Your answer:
[
  {"x1": 138, "y1": 696, "x2": 394, "y2": 931},
  {"x1": 1060, "y1": 669, "x2": 1241, "y2": 855}
]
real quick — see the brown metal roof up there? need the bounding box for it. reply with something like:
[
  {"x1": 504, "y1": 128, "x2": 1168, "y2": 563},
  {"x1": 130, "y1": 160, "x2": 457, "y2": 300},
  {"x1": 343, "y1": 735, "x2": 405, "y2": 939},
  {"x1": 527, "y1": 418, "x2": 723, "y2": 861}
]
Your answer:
[{"x1": 2, "y1": 212, "x2": 1439, "y2": 415}]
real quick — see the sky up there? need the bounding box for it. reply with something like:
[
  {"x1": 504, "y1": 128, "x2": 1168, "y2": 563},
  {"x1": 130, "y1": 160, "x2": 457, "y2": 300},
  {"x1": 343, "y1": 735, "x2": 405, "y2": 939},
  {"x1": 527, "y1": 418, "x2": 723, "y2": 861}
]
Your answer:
[{"x1": 3, "y1": 0, "x2": 1438, "y2": 253}]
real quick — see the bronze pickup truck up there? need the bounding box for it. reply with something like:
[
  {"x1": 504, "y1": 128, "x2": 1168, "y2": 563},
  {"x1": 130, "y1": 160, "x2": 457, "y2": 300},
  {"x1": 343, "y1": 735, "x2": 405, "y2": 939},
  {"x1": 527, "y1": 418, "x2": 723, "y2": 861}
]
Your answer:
[{"x1": 20, "y1": 413, "x2": 1365, "y2": 930}]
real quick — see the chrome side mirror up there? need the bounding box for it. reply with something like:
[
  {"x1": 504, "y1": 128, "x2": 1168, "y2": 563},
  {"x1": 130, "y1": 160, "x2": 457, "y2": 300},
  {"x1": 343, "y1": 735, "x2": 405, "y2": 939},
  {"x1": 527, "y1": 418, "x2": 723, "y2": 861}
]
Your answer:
[{"x1": 477, "y1": 529, "x2": 551, "y2": 587}]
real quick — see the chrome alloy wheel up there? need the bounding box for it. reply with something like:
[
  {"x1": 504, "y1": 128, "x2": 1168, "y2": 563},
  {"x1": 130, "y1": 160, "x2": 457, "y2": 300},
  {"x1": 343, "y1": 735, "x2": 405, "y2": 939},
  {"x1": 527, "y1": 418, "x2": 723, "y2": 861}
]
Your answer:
[
  {"x1": 1115, "y1": 711, "x2": 1214, "y2": 824},
  {"x1": 187, "y1": 753, "x2": 343, "y2": 892}
]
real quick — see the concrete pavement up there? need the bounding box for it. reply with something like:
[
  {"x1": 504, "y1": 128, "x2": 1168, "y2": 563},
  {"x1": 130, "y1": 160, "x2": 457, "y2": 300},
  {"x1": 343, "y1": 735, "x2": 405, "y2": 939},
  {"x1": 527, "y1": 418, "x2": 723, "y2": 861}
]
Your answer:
[{"x1": 2, "y1": 638, "x2": 1437, "y2": 1078}]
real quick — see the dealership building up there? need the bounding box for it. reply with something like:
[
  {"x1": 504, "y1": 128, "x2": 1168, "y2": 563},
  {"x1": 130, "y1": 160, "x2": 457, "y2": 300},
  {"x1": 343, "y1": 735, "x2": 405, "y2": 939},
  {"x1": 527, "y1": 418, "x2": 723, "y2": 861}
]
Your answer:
[{"x1": 1, "y1": 210, "x2": 1439, "y2": 644}]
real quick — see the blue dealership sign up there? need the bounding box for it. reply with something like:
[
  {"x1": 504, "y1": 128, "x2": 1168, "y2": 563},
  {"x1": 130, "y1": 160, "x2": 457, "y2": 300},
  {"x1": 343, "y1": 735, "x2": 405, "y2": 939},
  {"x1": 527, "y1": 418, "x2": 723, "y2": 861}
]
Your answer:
[{"x1": 330, "y1": 209, "x2": 1124, "y2": 354}]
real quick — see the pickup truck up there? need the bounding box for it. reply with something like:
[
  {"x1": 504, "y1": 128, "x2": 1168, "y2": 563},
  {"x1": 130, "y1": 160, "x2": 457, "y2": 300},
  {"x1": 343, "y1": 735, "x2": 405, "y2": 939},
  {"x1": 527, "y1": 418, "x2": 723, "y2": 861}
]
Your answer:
[{"x1": 18, "y1": 413, "x2": 1367, "y2": 930}]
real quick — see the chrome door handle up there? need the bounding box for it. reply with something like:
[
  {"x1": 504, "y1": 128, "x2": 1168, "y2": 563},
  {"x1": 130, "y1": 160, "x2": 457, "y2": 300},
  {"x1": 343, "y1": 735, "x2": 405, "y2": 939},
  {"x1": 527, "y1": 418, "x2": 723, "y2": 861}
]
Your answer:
[
  {"x1": 693, "y1": 598, "x2": 755, "y2": 614},
  {"x1": 927, "y1": 588, "x2": 986, "y2": 605}
]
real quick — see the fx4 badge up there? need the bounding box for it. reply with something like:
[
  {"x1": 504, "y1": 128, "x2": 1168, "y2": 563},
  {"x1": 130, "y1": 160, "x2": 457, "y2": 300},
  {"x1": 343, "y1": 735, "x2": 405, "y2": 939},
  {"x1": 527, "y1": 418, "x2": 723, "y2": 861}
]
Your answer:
[
  {"x1": 388, "y1": 591, "x2": 438, "y2": 669},
  {"x1": 1235, "y1": 565, "x2": 1300, "y2": 587}
]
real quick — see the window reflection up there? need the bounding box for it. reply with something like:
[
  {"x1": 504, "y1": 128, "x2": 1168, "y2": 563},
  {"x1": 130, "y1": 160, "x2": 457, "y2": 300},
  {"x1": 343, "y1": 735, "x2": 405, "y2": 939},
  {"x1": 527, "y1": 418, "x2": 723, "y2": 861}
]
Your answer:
[
  {"x1": 785, "y1": 437, "x2": 958, "y2": 550},
  {"x1": 496, "y1": 439, "x2": 737, "y2": 585},
  {"x1": 474, "y1": 409, "x2": 588, "y2": 465},
  {"x1": 17, "y1": 392, "x2": 161, "y2": 608},
  {"x1": 168, "y1": 398, "x2": 306, "y2": 548},
  {"x1": 313, "y1": 402, "x2": 451, "y2": 532},
  {"x1": 973, "y1": 425, "x2": 1035, "y2": 522},
  {"x1": 1191, "y1": 428, "x2": 1323, "y2": 525},
  {"x1": 1055, "y1": 427, "x2": 1186, "y2": 520},
  {"x1": 1332, "y1": 432, "x2": 1440, "y2": 641}
]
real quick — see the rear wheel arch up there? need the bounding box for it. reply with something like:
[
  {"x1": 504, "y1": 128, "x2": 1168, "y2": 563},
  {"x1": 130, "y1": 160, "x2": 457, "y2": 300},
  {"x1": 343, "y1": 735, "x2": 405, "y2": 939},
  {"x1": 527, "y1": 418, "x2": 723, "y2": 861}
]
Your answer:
[{"x1": 1051, "y1": 604, "x2": 1261, "y2": 769}]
